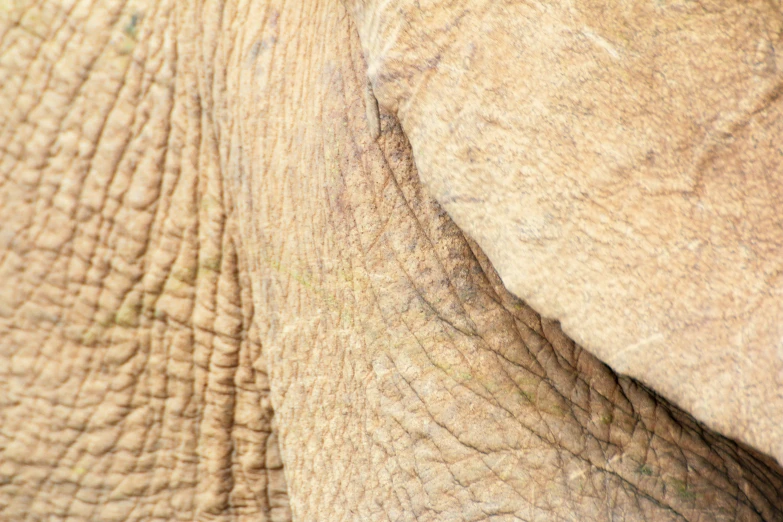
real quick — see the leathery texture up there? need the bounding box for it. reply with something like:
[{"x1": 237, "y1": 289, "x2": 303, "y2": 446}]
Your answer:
[
  {"x1": 216, "y1": 0, "x2": 783, "y2": 520},
  {"x1": 1, "y1": 0, "x2": 783, "y2": 521},
  {"x1": 0, "y1": 1, "x2": 289, "y2": 520}
]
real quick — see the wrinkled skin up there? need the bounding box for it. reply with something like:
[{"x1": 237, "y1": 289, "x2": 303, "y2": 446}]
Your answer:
[
  {"x1": 1, "y1": 1, "x2": 782, "y2": 521},
  {"x1": 346, "y1": 0, "x2": 783, "y2": 465}
]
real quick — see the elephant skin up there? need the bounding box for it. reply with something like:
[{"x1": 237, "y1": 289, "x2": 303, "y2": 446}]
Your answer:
[
  {"x1": 347, "y1": 0, "x2": 783, "y2": 467},
  {"x1": 1, "y1": 0, "x2": 783, "y2": 521}
]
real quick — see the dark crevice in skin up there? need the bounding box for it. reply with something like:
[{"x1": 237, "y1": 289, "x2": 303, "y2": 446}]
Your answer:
[
  {"x1": 349, "y1": 0, "x2": 783, "y2": 472},
  {"x1": 5, "y1": 0, "x2": 783, "y2": 519},
  {"x1": 470, "y1": 232, "x2": 783, "y2": 513},
  {"x1": 364, "y1": 98, "x2": 783, "y2": 518},
  {"x1": 277, "y1": 38, "x2": 783, "y2": 502}
]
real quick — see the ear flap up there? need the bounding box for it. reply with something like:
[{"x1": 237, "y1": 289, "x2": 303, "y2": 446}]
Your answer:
[{"x1": 349, "y1": 0, "x2": 783, "y2": 465}]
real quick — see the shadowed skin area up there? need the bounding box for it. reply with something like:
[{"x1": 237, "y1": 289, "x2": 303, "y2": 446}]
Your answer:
[
  {"x1": 1, "y1": 0, "x2": 783, "y2": 521},
  {"x1": 343, "y1": 0, "x2": 783, "y2": 464}
]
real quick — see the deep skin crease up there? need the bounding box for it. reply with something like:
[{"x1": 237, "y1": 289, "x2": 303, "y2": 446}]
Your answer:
[
  {"x1": 344, "y1": 0, "x2": 783, "y2": 466},
  {"x1": 0, "y1": 0, "x2": 783, "y2": 521}
]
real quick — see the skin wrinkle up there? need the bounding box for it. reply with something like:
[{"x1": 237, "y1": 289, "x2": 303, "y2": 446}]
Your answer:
[
  {"x1": 41, "y1": 5, "x2": 159, "y2": 498},
  {"x1": 214, "y1": 0, "x2": 783, "y2": 519},
  {"x1": 348, "y1": 0, "x2": 783, "y2": 466},
  {"x1": 0, "y1": 0, "x2": 291, "y2": 520},
  {"x1": 3, "y1": 9, "x2": 122, "y2": 322},
  {"x1": 2, "y1": 0, "x2": 783, "y2": 520},
  {"x1": 0, "y1": 1, "x2": 86, "y2": 143}
]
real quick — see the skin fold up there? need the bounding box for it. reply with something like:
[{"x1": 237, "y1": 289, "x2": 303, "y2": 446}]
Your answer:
[
  {"x1": 344, "y1": 0, "x2": 783, "y2": 465},
  {"x1": 1, "y1": 0, "x2": 782, "y2": 521}
]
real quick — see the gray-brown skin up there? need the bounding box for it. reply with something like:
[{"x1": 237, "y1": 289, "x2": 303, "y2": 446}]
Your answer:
[{"x1": 0, "y1": 0, "x2": 782, "y2": 521}]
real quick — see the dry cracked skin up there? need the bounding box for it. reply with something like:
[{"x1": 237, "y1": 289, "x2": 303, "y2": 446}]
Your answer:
[{"x1": 0, "y1": 0, "x2": 782, "y2": 521}]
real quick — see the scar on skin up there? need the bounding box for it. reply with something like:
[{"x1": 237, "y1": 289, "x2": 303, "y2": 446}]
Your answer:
[{"x1": 364, "y1": 77, "x2": 381, "y2": 140}]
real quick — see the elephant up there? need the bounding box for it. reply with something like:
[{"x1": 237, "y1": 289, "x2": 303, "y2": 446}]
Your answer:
[{"x1": 1, "y1": 0, "x2": 783, "y2": 520}]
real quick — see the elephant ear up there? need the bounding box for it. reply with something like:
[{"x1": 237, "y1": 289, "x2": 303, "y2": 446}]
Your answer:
[{"x1": 347, "y1": 0, "x2": 783, "y2": 464}]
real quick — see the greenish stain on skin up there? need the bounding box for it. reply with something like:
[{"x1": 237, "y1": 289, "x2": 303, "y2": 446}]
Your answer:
[
  {"x1": 669, "y1": 478, "x2": 696, "y2": 500},
  {"x1": 544, "y1": 404, "x2": 567, "y2": 417},
  {"x1": 265, "y1": 257, "x2": 354, "y2": 327},
  {"x1": 432, "y1": 363, "x2": 475, "y2": 383},
  {"x1": 200, "y1": 255, "x2": 222, "y2": 273},
  {"x1": 116, "y1": 11, "x2": 142, "y2": 55},
  {"x1": 637, "y1": 464, "x2": 653, "y2": 476},
  {"x1": 600, "y1": 414, "x2": 614, "y2": 425},
  {"x1": 114, "y1": 308, "x2": 137, "y2": 328},
  {"x1": 171, "y1": 266, "x2": 196, "y2": 285},
  {"x1": 80, "y1": 326, "x2": 101, "y2": 347},
  {"x1": 115, "y1": 297, "x2": 142, "y2": 328},
  {"x1": 123, "y1": 13, "x2": 140, "y2": 39},
  {"x1": 261, "y1": 124, "x2": 358, "y2": 325},
  {"x1": 518, "y1": 389, "x2": 534, "y2": 402},
  {"x1": 200, "y1": 195, "x2": 220, "y2": 213}
]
